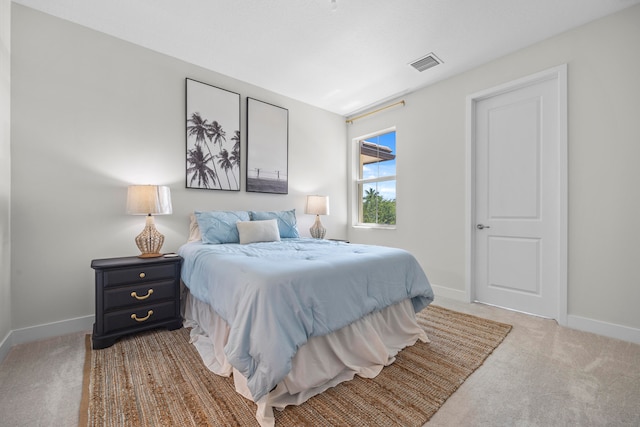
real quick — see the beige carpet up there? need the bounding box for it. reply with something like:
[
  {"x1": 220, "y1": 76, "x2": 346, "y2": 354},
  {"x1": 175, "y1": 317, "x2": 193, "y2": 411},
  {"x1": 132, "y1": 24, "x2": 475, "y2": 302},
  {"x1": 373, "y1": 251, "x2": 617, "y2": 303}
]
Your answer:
[{"x1": 81, "y1": 305, "x2": 511, "y2": 426}]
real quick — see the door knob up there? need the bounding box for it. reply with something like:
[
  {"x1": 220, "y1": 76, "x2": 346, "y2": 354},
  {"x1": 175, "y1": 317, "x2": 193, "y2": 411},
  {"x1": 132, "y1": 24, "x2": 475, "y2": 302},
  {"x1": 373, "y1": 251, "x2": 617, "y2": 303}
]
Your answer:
[{"x1": 476, "y1": 224, "x2": 490, "y2": 230}]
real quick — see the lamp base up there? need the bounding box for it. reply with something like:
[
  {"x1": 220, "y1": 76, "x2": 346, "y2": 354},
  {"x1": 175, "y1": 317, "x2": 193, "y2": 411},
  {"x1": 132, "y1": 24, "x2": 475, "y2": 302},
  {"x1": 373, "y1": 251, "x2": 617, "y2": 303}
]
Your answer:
[
  {"x1": 309, "y1": 215, "x2": 326, "y2": 239},
  {"x1": 137, "y1": 252, "x2": 163, "y2": 259},
  {"x1": 135, "y1": 215, "x2": 165, "y2": 258}
]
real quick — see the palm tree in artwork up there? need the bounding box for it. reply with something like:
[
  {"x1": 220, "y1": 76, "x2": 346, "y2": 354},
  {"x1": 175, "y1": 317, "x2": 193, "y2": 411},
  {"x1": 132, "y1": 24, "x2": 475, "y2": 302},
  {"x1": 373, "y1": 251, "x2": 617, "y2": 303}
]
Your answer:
[
  {"x1": 207, "y1": 121, "x2": 227, "y2": 152},
  {"x1": 204, "y1": 120, "x2": 227, "y2": 189},
  {"x1": 186, "y1": 145, "x2": 218, "y2": 188},
  {"x1": 187, "y1": 112, "x2": 209, "y2": 146},
  {"x1": 230, "y1": 129, "x2": 240, "y2": 172},
  {"x1": 231, "y1": 130, "x2": 240, "y2": 157},
  {"x1": 187, "y1": 112, "x2": 221, "y2": 188},
  {"x1": 217, "y1": 148, "x2": 237, "y2": 189}
]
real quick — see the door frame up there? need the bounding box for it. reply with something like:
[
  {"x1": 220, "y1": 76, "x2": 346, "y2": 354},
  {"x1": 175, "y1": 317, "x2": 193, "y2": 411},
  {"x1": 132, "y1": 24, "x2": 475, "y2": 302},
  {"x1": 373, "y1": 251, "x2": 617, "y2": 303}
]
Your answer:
[{"x1": 465, "y1": 64, "x2": 568, "y2": 326}]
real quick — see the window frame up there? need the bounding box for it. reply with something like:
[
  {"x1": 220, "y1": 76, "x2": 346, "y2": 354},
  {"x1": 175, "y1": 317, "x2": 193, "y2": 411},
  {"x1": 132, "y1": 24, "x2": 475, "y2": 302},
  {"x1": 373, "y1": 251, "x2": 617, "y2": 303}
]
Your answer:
[{"x1": 352, "y1": 127, "x2": 397, "y2": 229}]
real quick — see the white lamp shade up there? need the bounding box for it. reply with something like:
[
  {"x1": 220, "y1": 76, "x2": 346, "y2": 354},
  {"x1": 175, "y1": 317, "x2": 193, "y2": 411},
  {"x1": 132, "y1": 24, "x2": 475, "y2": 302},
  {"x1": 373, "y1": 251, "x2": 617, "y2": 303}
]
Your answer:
[
  {"x1": 126, "y1": 185, "x2": 173, "y2": 215},
  {"x1": 305, "y1": 195, "x2": 330, "y2": 216}
]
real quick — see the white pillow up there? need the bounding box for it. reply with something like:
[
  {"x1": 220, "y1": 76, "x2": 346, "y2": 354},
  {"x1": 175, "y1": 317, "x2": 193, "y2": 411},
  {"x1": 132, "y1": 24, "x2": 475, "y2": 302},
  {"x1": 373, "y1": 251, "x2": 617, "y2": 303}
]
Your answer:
[{"x1": 237, "y1": 219, "x2": 281, "y2": 244}]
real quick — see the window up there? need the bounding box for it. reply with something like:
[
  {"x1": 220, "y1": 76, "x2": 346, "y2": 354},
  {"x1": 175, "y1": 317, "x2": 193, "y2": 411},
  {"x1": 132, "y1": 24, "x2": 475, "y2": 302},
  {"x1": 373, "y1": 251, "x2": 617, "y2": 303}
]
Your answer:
[{"x1": 354, "y1": 130, "x2": 396, "y2": 227}]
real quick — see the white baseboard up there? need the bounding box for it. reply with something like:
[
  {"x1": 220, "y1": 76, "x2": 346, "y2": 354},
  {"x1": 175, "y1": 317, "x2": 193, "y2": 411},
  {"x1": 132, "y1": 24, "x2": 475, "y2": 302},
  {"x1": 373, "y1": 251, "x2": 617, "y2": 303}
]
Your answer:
[
  {"x1": 430, "y1": 284, "x2": 468, "y2": 302},
  {"x1": 0, "y1": 331, "x2": 10, "y2": 364},
  {"x1": 0, "y1": 315, "x2": 94, "y2": 363},
  {"x1": 11, "y1": 314, "x2": 94, "y2": 345},
  {"x1": 568, "y1": 314, "x2": 640, "y2": 345},
  {"x1": 430, "y1": 284, "x2": 640, "y2": 344}
]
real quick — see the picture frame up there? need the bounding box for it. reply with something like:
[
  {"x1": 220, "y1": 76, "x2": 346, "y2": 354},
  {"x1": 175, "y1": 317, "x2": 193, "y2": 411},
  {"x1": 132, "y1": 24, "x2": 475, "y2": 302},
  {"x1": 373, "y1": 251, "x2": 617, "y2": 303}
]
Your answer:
[
  {"x1": 185, "y1": 78, "x2": 241, "y2": 191},
  {"x1": 246, "y1": 97, "x2": 289, "y2": 194}
]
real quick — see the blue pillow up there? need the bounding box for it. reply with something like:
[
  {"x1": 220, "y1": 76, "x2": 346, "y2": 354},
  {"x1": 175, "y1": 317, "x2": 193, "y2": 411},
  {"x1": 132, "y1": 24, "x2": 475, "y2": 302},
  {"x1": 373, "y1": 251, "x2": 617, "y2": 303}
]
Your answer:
[
  {"x1": 194, "y1": 210, "x2": 250, "y2": 244},
  {"x1": 249, "y1": 209, "x2": 300, "y2": 238}
]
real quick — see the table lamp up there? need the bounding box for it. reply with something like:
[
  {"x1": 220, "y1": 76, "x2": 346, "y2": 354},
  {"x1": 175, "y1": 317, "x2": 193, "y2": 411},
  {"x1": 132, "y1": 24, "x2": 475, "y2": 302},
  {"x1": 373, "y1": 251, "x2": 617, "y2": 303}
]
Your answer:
[
  {"x1": 305, "y1": 195, "x2": 330, "y2": 239},
  {"x1": 126, "y1": 185, "x2": 172, "y2": 258}
]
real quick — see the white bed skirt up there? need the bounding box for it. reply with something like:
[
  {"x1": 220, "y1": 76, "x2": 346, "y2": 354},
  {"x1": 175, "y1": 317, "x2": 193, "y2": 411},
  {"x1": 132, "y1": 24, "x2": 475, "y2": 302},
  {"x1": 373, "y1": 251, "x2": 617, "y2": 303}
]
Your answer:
[{"x1": 183, "y1": 291, "x2": 429, "y2": 427}]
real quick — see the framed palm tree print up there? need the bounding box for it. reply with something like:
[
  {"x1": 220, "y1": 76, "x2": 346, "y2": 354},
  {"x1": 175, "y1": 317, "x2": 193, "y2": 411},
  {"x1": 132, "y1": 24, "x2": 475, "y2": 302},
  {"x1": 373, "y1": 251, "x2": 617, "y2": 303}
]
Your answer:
[
  {"x1": 186, "y1": 78, "x2": 240, "y2": 191},
  {"x1": 246, "y1": 98, "x2": 289, "y2": 194}
]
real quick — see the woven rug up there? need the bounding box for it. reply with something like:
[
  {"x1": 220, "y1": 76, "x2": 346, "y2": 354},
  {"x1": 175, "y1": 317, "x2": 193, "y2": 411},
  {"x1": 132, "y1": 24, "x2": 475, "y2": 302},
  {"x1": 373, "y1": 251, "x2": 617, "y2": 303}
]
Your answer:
[{"x1": 80, "y1": 305, "x2": 511, "y2": 426}]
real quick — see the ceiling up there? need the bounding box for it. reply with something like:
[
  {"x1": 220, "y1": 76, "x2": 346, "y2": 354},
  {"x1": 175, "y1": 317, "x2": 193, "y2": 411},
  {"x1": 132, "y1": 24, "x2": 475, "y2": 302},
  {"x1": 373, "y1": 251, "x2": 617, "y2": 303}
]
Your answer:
[{"x1": 12, "y1": 0, "x2": 640, "y2": 116}]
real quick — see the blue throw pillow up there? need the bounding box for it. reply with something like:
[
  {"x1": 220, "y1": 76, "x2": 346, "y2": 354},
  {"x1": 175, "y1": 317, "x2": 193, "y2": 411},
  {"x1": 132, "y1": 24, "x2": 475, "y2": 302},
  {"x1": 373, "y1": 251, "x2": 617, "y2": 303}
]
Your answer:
[
  {"x1": 249, "y1": 209, "x2": 300, "y2": 238},
  {"x1": 195, "y1": 210, "x2": 250, "y2": 244}
]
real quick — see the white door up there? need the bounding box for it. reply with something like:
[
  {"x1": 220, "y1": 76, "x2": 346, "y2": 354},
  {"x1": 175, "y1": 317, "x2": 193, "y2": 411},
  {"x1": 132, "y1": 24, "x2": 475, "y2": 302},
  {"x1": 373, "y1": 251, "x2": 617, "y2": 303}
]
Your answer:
[{"x1": 470, "y1": 67, "x2": 567, "y2": 320}]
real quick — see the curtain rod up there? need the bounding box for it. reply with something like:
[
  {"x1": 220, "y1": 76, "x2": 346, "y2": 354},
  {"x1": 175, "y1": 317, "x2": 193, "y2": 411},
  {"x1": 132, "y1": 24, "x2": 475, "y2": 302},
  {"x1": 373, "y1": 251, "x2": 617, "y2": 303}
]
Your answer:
[{"x1": 345, "y1": 100, "x2": 405, "y2": 124}]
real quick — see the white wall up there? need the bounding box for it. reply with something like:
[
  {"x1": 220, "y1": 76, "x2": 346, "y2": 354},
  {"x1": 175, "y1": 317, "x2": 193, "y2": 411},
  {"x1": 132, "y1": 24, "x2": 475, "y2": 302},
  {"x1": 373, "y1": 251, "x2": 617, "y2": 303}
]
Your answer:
[
  {"x1": 348, "y1": 5, "x2": 640, "y2": 336},
  {"x1": 0, "y1": 0, "x2": 11, "y2": 355},
  {"x1": 10, "y1": 5, "x2": 347, "y2": 332}
]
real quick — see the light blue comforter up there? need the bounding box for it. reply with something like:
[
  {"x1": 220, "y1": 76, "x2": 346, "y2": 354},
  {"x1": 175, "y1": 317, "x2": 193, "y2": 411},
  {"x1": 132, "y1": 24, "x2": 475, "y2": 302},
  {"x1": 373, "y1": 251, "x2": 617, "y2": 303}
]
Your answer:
[{"x1": 179, "y1": 238, "x2": 434, "y2": 401}]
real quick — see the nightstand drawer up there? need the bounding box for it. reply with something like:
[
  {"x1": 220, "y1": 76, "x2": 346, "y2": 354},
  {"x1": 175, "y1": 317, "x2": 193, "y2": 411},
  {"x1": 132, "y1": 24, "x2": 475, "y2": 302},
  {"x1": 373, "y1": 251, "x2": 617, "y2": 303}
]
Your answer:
[
  {"x1": 103, "y1": 280, "x2": 176, "y2": 311},
  {"x1": 102, "y1": 264, "x2": 176, "y2": 287},
  {"x1": 103, "y1": 301, "x2": 177, "y2": 334}
]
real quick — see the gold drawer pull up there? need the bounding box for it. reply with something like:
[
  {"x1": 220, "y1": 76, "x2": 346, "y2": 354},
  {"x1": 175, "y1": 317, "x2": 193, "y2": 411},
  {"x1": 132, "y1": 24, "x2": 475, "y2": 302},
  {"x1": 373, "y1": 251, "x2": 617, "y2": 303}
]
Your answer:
[
  {"x1": 131, "y1": 289, "x2": 153, "y2": 300},
  {"x1": 139, "y1": 272, "x2": 146, "y2": 279},
  {"x1": 131, "y1": 310, "x2": 153, "y2": 322}
]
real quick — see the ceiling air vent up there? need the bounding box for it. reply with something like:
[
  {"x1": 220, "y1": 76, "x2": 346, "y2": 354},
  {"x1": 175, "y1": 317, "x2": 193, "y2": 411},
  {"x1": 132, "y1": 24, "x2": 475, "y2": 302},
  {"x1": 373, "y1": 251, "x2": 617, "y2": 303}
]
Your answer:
[{"x1": 409, "y1": 53, "x2": 442, "y2": 72}]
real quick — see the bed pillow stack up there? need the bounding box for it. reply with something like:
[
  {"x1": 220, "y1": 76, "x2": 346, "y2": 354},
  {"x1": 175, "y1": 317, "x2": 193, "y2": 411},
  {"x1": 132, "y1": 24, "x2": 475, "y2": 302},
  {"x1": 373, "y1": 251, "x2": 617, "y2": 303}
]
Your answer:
[{"x1": 192, "y1": 209, "x2": 300, "y2": 244}]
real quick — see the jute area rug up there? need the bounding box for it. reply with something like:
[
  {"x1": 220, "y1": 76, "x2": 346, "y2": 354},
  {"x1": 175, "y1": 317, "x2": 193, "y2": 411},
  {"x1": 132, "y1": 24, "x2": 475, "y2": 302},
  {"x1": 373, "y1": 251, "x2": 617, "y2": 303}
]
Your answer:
[{"x1": 80, "y1": 305, "x2": 511, "y2": 426}]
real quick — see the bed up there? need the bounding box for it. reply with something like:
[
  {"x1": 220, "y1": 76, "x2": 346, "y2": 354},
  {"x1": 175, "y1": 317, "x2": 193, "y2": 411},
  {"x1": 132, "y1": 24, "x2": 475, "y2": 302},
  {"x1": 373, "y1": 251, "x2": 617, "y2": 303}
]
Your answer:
[{"x1": 178, "y1": 210, "x2": 434, "y2": 426}]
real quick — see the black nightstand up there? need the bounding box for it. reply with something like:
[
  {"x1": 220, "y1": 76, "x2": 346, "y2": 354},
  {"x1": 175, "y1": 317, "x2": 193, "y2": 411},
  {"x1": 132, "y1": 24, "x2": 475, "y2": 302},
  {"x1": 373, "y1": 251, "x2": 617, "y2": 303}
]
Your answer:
[{"x1": 91, "y1": 255, "x2": 183, "y2": 349}]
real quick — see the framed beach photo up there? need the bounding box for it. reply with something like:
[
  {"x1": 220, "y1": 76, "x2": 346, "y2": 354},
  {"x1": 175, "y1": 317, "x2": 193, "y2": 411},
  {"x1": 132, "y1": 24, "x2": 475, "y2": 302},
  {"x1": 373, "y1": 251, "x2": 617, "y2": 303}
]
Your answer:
[
  {"x1": 185, "y1": 78, "x2": 241, "y2": 191},
  {"x1": 246, "y1": 98, "x2": 289, "y2": 194}
]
